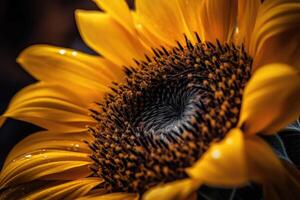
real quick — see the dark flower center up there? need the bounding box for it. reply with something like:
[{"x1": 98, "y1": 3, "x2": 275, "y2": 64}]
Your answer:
[{"x1": 88, "y1": 35, "x2": 252, "y2": 194}]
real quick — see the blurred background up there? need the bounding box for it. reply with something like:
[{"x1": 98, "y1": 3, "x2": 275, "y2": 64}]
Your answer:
[{"x1": 0, "y1": 0, "x2": 134, "y2": 167}]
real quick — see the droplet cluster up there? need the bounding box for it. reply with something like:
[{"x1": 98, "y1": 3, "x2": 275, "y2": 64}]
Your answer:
[{"x1": 88, "y1": 35, "x2": 252, "y2": 193}]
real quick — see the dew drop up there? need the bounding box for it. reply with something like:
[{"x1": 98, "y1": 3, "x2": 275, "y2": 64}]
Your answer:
[
  {"x1": 72, "y1": 51, "x2": 78, "y2": 56},
  {"x1": 24, "y1": 154, "x2": 32, "y2": 159},
  {"x1": 212, "y1": 149, "x2": 221, "y2": 159},
  {"x1": 59, "y1": 49, "x2": 66, "y2": 55},
  {"x1": 71, "y1": 143, "x2": 80, "y2": 151}
]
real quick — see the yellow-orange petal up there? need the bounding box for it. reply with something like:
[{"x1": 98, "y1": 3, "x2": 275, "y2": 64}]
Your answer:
[
  {"x1": 3, "y1": 130, "x2": 92, "y2": 168},
  {"x1": 75, "y1": 10, "x2": 149, "y2": 67},
  {"x1": 17, "y1": 45, "x2": 117, "y2": 91},
  {"x1": 143, "y1": 179, "x2": 200, "y2": 200},
  {"x1": 244, "y1": 136, "x2": 300, "y2": 199},
  {"x1": 187, "y1": 127, "x2": 300, "y2": 198},
  {"x1": 24, "y1": 178, "x2": 102, "y2": 200},
  {"x1": 131, "y1": 11, "x2": 166, "y2": 49},
  {"x1": 93, "y1": 0, "x2": 135, "y2": 35},
  {"x1": 1, "y1": 82, "x2": 95, "y2": 130},
  {"x1": 239, "y1": 63, "x2": 300, "y2": 135},
  {"x1": 75, "y1": 188, "x2": 107, "y2": 199},
  {"x1": 200, "y1": 0, "x2": 238, "y2": 42},
  {"x1": 0, "y1": 150, "x2": 91, "y2": 189},
  {"x1": 187, "y1": 128, "x2": 248, "y2": 187},
  {"x1": 177, "y1": 0, "x2": 204, "y2": 41},
  {"x1": 250, "y1": 0, "x2": 300, "y2": 70},
  {"x1": 135, "y1": 0, "x2": 189, "y2": 46},
  {"x1": 0, "y1": 180, "x2": 53, "y2": 199},
  {"x1": 78, "y1": 192, "x2": 139, "y2": 200},
  {"x1": 236, "y1": 0, "x2": 261, "y2": 49}
]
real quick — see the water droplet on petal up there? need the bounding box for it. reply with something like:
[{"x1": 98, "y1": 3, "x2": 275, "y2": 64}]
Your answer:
[
  {"x1": 212, "y1": 149, "x2": 221, "y2": 159},
  {"x1": 43, "y1": 155, "x2": 49, "y2": 162},
  {"x1": 72, "y1": 51, "x2": 78, "y2": 56},
  {"x1": 59, "y1": 49, "x2": 66, "y2": 55},
  {"x1": 70, "y1": 143, "x2": 80, "y2": 151},
  {"x1": 25, "y1": 154, "x2": 32, "y2": 159}
]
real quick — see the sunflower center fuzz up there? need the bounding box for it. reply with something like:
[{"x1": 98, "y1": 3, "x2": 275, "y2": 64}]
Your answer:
[{"x1": 88, "y1": 35, "x2": 252, "y2": 193}]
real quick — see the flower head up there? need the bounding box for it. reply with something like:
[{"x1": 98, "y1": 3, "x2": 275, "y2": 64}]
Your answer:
[{"x1": 1, "y1": 0, "x2": 300, "y2": 199}]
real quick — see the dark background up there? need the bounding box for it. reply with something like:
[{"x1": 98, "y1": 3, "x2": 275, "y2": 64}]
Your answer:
[{"x1": 0, "y1": 0, "x2": 134, "y2": 167}]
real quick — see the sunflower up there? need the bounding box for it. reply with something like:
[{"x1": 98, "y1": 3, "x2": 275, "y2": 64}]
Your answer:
[{"x1": 1, "y1": 0, "x2": 300, "y2": 199}]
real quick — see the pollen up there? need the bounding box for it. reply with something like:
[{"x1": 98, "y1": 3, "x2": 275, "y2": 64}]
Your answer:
[{"x1": 88, "y1": 34, "x2": 252, "y2": 194}]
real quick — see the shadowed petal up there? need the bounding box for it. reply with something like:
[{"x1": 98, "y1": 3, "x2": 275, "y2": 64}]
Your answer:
[
  {"x1": 23, "y1": 178, "x2": 102, "y2": 200},
  {"x1": 245, "y1": 136, "x2": 300, "y2": 199},
  {"x1": 143, "y1": 179, "x2": 199, "y2": 200},
  {"x1": 200, "y1": 0, "x2": 238, "y2": 42},
  {"x1": 236, "y1": 0, "x2": 261, "y2": 49},
  {"x1": 250, "y1": 0, "x2": 300, "y2": 70},
  {"x1": 77, "y1": 192, "x2": 139, "y2": 200}
]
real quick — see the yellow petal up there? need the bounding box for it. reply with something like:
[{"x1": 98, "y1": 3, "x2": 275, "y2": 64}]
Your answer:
[
  {"x1": 200, "y1": 0, "x2": 238, "y2": 42},
  {"x1": 135, "y1": 0, "x2": 189, "y2": 46},
  {"x1": 0, "y1": 150, "x2": 91, "y2": 189},
  {"x1": 244, "y1": 135, "x2": 300, "y2": 199},
  {"x1": 236, "y1": 0, "x2": 261, "y2": 49},
  {"x1": 239, "y1": 63, "x2": 300, "y2": 135},
  {"x1": 187, "y1": 127, "x2": 300, "y2": 197},
  {"x1": 3, "y1": 130, "x2": 92, "y2": 168},
  {"x1": 76, "y1": 10, "x2": 149, "y2": 67},
  {"x1": 78, "y1": 192, "x2": 139, "y2": 200},
  {"x1": 250, "y1": 0, "x2": 300, "y2": 70},
  {"x1": 18, "y1": 45, "x2": 117, "y2": 90},
  {"x1": 132, "y1": 0, "x2": 203, "y2": 49},
  {"x1": 177, "y1": 0, "x2": 204, "y2": 41},
  {"x1": 75, "y1": 188, "x2": 107, "y2": 199},
  {"x1": 1, "y1": 82, "x2": 95, "y2": 130},
  {"x1": 24, "y1": 178, "x2": 102, "y2": 200},
  {"x1": 131, "y1": 11, "x2": 166, "y2": 49},
  {"x1": 187, "y1": 128, "x2": 247, "y2": 187},
  {"x1": 0, "y1": 180, "x2": 52, "y2": 199},
  {"x1": 93, "y1": 0, "x2": 135, "y2": 34},
  {"x1": 143, "y1": 179, "x2": 200, "y2": 200}
]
